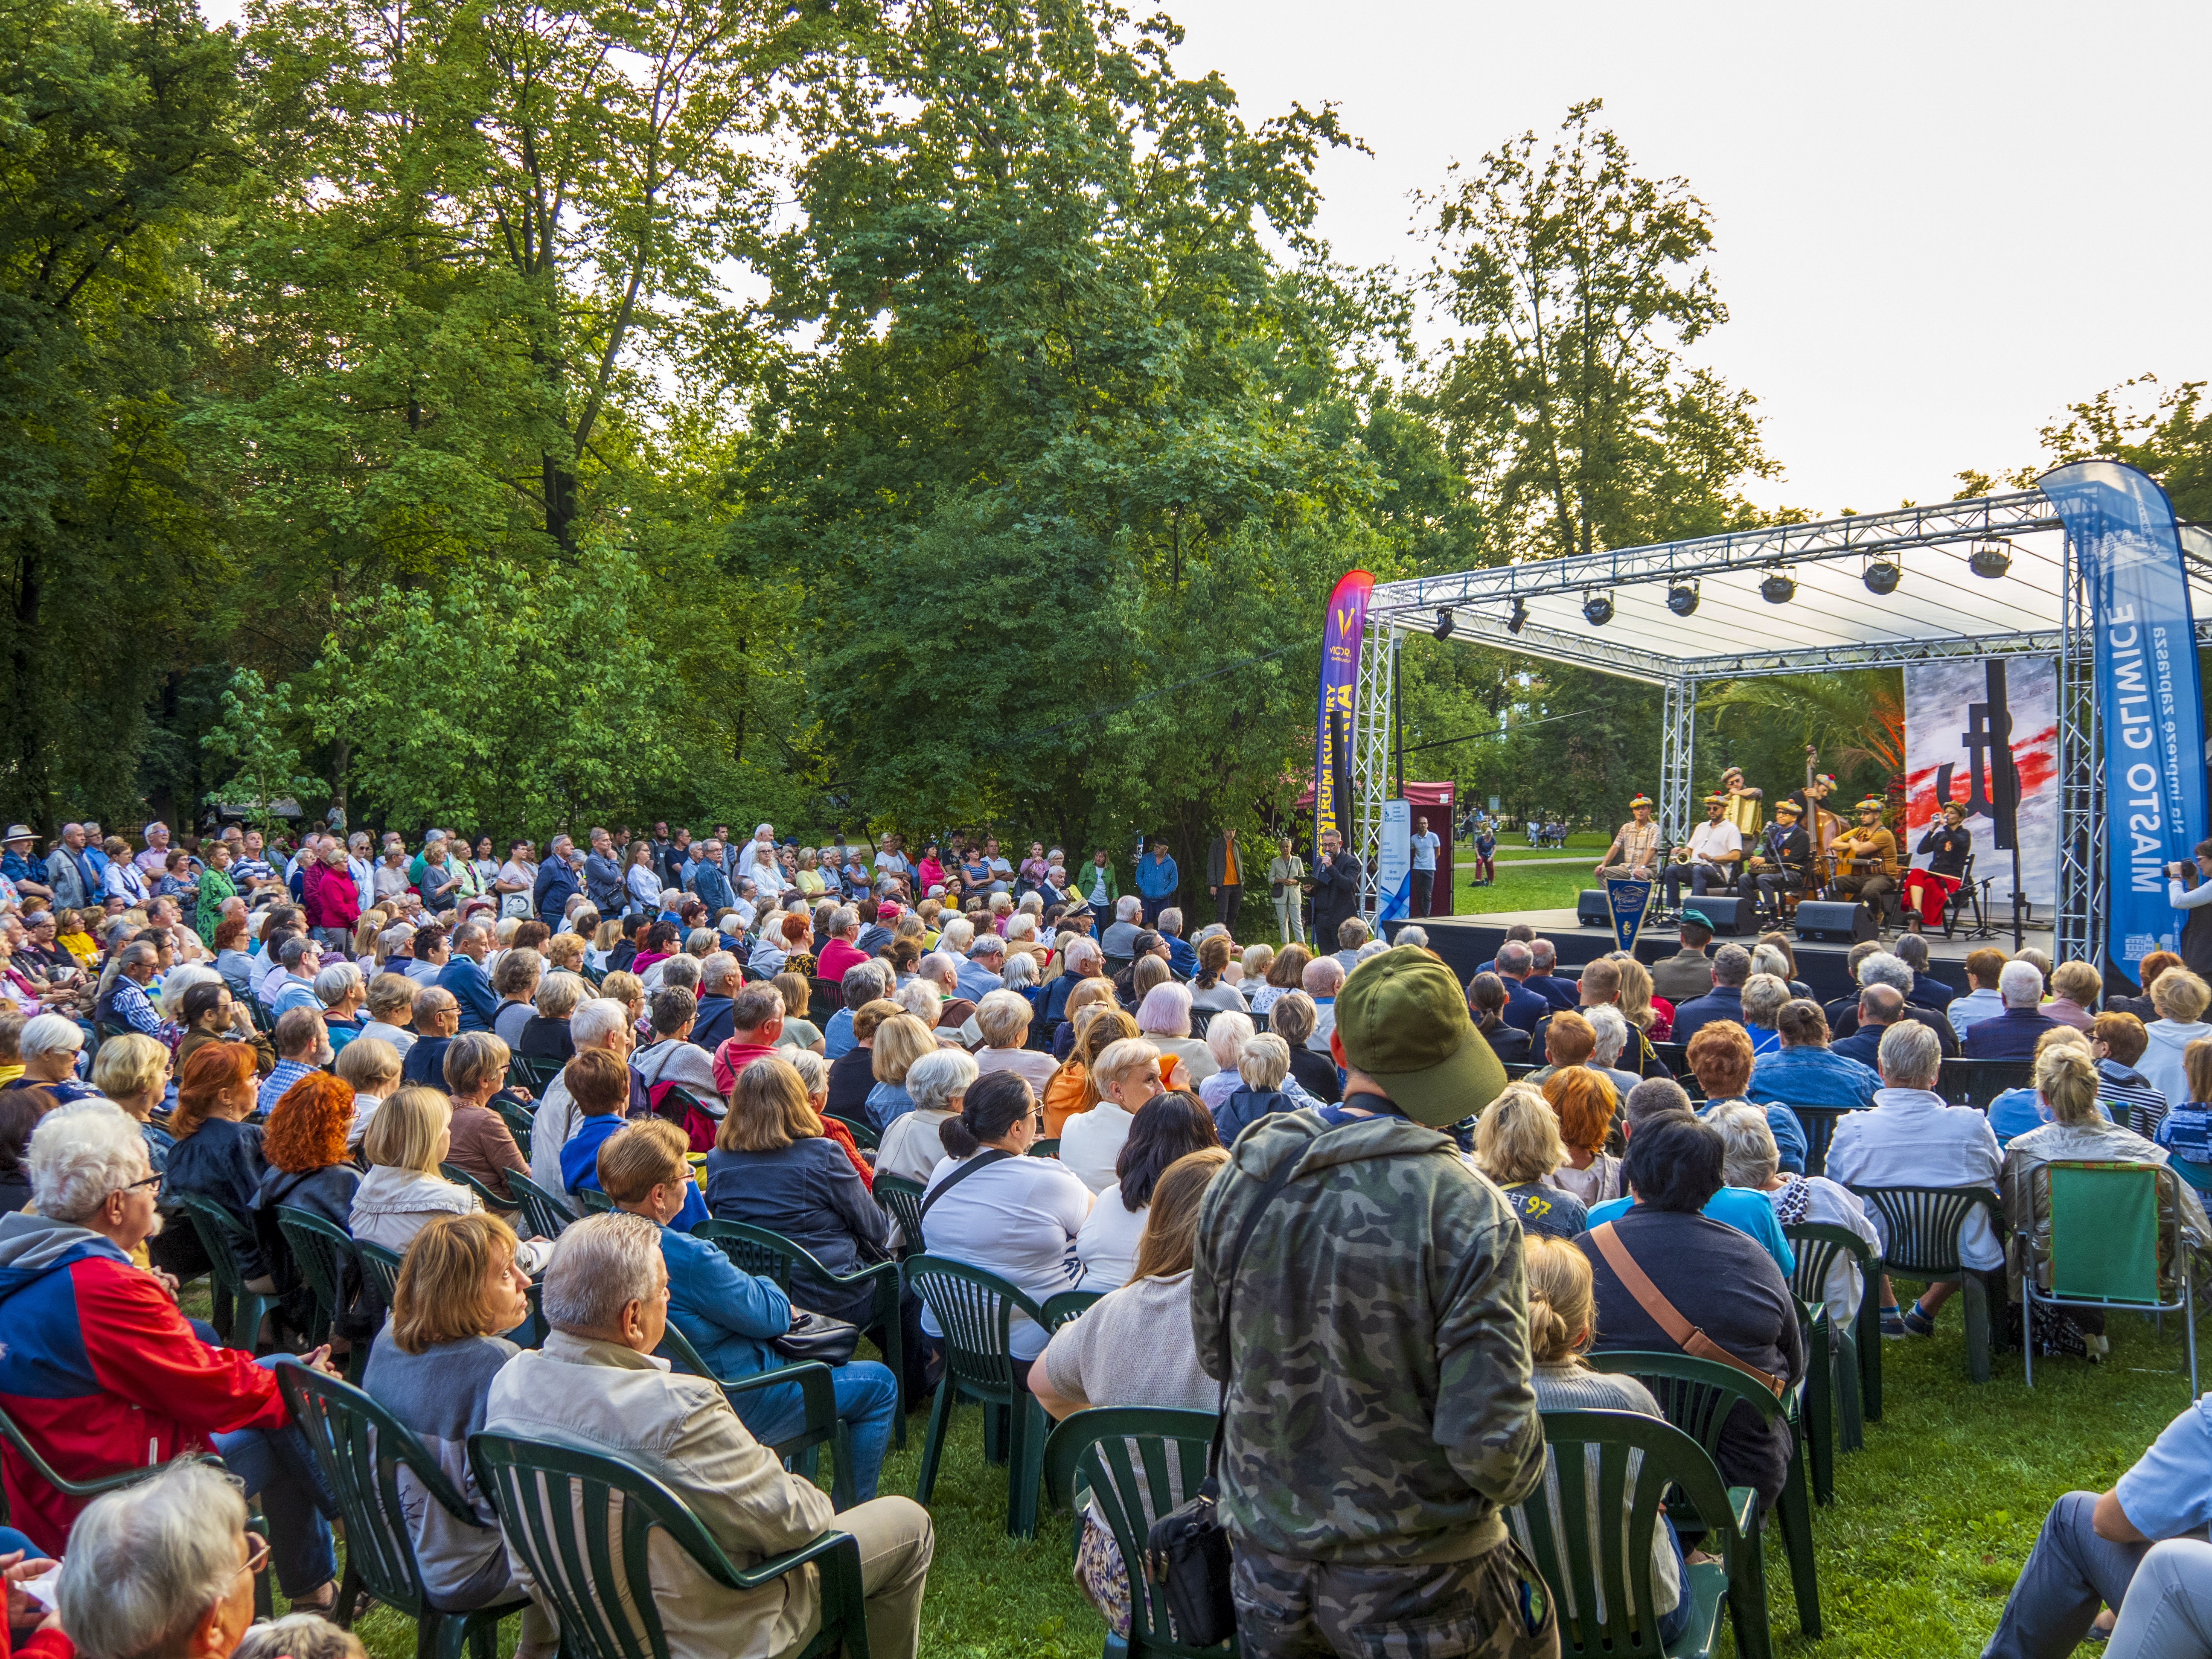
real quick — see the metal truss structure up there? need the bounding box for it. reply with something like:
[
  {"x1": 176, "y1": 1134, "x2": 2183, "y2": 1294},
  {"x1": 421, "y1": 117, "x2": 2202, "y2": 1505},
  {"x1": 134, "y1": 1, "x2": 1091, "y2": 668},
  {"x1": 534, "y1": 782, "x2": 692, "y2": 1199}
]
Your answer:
[{"x1": 1349, "y1": 489, "x2": 2212, "y2": 975}]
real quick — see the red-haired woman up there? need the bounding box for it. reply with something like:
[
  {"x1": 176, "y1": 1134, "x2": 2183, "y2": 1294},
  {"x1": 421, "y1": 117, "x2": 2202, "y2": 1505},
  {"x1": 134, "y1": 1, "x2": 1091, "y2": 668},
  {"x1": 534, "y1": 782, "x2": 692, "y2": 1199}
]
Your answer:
[
  {"x1": 162, "y1": 1043, "x2": 272, "y2": 1290},
  {"x1": 250, "y1": 1074, "x2": 366, "y2": 1343}
]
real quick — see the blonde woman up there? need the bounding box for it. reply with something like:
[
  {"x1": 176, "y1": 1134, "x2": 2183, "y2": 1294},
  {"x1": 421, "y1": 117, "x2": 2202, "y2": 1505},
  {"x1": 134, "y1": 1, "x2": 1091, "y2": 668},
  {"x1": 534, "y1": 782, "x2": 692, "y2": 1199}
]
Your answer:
[
  {"x1": 1473, "y1": 1083, "x2": 1588, "y2": 1240},
  {"x1": 588, "y1": 917, "x2": 624, "y2": 973},
  {"x1": 1608, "y1": 951, "x2": 1662, "y2": 1039},
  {"x1": 1062, "y1": 1036, "x2": 1165, "y2": 1194},
  {"x1": 1522, "y1": 1234, "x2": 1691, "y2": 1647},
  {"x1": 1239, "y1": 943, "x2": 1275, "y2": 997},
  {"x1": 335, "y1": 1033, "x2": 402, "y2": 1149},
  {"x1": 350, "y1": 1087, "x2": 550, "y2": 1267},
  {"x1": 865, "y1": 1010, "x2": 937, "y2": 1132}
]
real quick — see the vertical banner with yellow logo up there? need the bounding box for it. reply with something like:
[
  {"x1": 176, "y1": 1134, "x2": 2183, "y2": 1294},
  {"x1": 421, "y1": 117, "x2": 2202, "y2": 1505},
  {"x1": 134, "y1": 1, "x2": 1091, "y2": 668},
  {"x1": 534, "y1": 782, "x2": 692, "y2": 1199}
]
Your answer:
[{"x1": 1313, "y1": 570, "x2": 1374, "y2": 850}]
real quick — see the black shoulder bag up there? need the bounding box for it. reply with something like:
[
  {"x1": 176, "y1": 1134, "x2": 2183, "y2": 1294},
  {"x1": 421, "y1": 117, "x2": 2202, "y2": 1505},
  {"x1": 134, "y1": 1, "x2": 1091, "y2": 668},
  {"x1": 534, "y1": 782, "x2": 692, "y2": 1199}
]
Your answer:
[{"x1": 1143, "y1": 1149, "x2": 1305, "y2": 1647}]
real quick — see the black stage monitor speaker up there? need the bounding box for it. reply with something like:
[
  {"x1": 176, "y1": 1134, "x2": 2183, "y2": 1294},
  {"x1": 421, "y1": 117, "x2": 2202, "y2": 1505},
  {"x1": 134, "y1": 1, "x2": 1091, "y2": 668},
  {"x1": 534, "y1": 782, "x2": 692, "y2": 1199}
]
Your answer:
[
  {"x1": 1577, "y1": 889, "x2": 1611, "y2": 927},
  {"x1": 1796, "y1": 901, "x2": 1877, "y2": 944},
  {"x1": 1686, "y1": 895, "x2": 1756, "y2": 936}
]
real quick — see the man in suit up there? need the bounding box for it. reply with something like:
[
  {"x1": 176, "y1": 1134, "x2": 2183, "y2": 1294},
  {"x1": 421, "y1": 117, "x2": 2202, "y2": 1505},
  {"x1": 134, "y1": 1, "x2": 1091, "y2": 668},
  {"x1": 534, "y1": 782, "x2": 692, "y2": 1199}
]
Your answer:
[
  {"x1": 1648, "y1": 914, "x2": 1717, "y2": 1004},
  {"x1": 1523, "y1": 940, "x2": 1580, "y2": 1012},
  {"x1": 1492, "y1": 940, "x2": 1554, "y2": 1033},
  {"x1": 1831, "y1": 984, "x2": 1903, "y2": 1071},
  {"x1": 1309, "y1": 828, "x2": 1363, "y2": 950},
  {"x1": 1670, "y1": 944, "x2": 1752, "y2": 1046},
  {"x1": 1960, "y1": 960, "x2": 2062, "y2": 1059}
]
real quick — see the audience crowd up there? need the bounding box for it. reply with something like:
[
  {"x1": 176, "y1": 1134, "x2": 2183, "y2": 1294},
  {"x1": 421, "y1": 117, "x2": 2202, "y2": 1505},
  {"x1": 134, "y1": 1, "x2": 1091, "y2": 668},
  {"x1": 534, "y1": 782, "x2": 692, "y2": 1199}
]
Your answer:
[{"x1": 1, "y1": 812, "x2": 2209, "y2": 1657}]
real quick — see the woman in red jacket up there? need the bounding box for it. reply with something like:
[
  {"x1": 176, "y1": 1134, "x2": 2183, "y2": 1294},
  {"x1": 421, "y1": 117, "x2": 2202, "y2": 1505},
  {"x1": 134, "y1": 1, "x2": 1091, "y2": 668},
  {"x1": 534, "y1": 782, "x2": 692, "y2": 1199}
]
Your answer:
[
  {"x1": 302, "y1": 846, "x2": 360, "y2": 955},
  {"x1": 0, "y1": 1103, "x2": 341, "y2": 1610}
]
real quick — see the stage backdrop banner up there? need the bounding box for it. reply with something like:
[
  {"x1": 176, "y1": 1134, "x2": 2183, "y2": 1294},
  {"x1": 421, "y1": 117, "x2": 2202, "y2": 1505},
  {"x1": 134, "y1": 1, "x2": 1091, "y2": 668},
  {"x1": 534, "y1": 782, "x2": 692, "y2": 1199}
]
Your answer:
[
  {"x1": 1377, "y1": 800, "x2": 1412, "y2": 921},
  {"x1": 1313, "y1": 570, "x2": 1373, "y2": 848},
  {"x1": 2042, "y1": 462, "x2": 2208, "y2": 977},
  {"x1": 1903, "y1": 658, "x2": 2056, "y2": 907}
]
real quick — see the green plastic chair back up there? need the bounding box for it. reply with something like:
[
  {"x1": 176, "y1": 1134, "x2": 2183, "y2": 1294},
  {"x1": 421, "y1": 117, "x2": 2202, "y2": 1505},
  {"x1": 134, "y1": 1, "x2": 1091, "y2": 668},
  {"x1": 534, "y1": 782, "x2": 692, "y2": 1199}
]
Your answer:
[
  {"x1": 492, "y1": 1096, "x2": 535, "y2": 1156},
  {"x1": 515, "y1": 1056, "x2": 566, "y2": 1095},
  {"x1": 690, "y1": 1218, "x2": 906, "y2": 1440},
  {"x1": 2048, "y1": 1162, "x2": 2162, "y2": 1304},
  {"x1": 1041, "y1": 1408, "x2": 1222, "y2": 1657},
  {"x1": 1844, "y1": 1184, "x2": 2000, "y2": 1280},
  {"x1": 874, "y1": 1173, "x2": 926, "y2": 1252},
  {"x1": 1508, "y1": 1409, "x2": 1747, "y2": 1659},
  {"x1": 905, "y1": 1254, "x2": 1053, "y2": 1535},
  {"x1": 1028, "y1": 1138, "x2": 1061, "y2": 1159},
  {"x1": 166, "y1": 1191, "x2": 275, "y2": 1350},
  {"x1": 653, "y1": 1321, "x2": 850, "y2": 1503},
  {"x1": 440, "y1": 1162, "x2": 512, "y2": 1211},
  {"x1": 273, "y1": 1360, "x2": 530, "y2": 1642},
  {"x1": 467, "y1": 1432, "x2": 870, "y2": 1659},
  {"x1": 576, "y1": 1185, "x2": 616, "y2": 1214},
  {"x1": 504, "y1": 1170, "x2": 576, "y2": 1240},
  {"x1": 355, "y1": 1239, "x2": 403, "y2": 1311},
  {"x1": 1042, "y1": 1288, "x2": 1106, "y2": 1330},
  {"x1": 271, "y1": 1205, "x2": 356, "y2": 1362}
]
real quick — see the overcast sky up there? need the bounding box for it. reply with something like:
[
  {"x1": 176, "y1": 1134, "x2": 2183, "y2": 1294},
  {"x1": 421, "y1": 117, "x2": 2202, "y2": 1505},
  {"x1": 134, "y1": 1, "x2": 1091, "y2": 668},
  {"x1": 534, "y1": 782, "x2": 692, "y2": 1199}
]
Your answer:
[
  {"x1": 1162, "y1": 0, "x2": 2211, "y2": 517},
  {"x1": 196, "y1": 0, "x2": 2208, "y2": 521}
]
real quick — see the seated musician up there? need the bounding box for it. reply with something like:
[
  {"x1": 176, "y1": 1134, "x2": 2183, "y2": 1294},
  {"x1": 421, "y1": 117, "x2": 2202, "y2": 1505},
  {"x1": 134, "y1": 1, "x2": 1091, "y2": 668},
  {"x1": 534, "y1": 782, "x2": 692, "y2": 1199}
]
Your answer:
[
  {"x1": 1595, "y1": 795, "x2": 1661, "y2": 881},
  {"x1": 1746, "y1": 799, "x2": 1813, "y2": 920},
  {"x1": 1661, "y1": 794, "x2": 1744, "y2": 908},
  {"x1": 1903, "y1": 801, "x2": 1973, "y2": 934},
  {"x1": 1827, "y1": 796, "x2": 1901, "y2": 919}
]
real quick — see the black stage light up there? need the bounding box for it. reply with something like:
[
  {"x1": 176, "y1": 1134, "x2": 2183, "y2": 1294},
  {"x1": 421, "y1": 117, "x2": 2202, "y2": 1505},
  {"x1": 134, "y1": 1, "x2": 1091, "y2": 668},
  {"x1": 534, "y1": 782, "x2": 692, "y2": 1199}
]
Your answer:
[
  {"x1": 1864, "y1": 558, "x2": 1902, "y2": 596},
  {"x1": 1432, "y1": 607, "x2": 1455, "y2": 640},
  {"x1": 1508, "y1": 596, "x2": 1528, "y2": 634},
  {"x1": 1583, "y1": 592, "x2": 1614, "y2": 626},
  {"x1": 1761, "y1": 570, "x2": 1796, "y2": 604},
  {"x1": 1970, "y1": 539, "x2": 2013, "y2": 579},
  {"x1": 1666, "y1": 582, "x2": 1699, "y2": 617}
]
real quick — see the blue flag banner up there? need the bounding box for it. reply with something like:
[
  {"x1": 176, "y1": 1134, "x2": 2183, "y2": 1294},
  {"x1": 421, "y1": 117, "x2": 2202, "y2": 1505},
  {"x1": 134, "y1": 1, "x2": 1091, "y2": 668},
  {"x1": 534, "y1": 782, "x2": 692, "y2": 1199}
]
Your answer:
[
  {"x1": 1606, "y1": 877, "x2": 1654, "y2": 955},
  {"x1": 1377, "y1": 799, "x2": 1411, "y2": 922},
  {"x1": 2040, "y1": 461, "x2": 2208, "y2": 980},
  {"x1": 1313, "y1": 571, "x2": 1373, "y2": 849}
]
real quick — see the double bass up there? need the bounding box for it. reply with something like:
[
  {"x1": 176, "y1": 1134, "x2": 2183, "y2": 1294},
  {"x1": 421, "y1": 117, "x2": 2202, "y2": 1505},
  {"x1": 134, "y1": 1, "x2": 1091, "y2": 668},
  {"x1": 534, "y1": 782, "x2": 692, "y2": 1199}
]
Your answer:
[{"x1": 1802, "y1": 745, "x2": 1845, "y2": 888}]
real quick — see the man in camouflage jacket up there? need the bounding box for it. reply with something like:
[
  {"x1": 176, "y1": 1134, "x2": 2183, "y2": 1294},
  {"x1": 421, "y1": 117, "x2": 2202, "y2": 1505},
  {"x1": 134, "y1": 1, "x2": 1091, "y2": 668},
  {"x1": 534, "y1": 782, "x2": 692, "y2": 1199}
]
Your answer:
[{"x1": 1192, "y1": 946, "x2": 1555, "y2": 1657}]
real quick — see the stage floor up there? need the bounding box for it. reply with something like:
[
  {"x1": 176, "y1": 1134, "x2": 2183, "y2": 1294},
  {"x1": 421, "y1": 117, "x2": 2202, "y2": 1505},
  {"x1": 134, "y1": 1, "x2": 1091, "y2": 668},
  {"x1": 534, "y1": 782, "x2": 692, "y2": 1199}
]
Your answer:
[{"x1": 1393, "y1": 907, "x2": 2053, "y2": 1003}]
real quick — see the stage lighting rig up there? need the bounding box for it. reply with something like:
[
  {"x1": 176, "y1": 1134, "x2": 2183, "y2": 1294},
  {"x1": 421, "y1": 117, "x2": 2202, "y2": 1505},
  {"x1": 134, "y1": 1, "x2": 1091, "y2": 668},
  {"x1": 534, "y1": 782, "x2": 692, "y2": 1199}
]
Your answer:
[
  {"x1": 1863, "y1": 558, "x2": 1902, "y2": 596},
  {"x1": 1970, "y1": 539, "x2": 2013, "y2": 579},
  {"x1": 1666, "y1": 582, "x2": 1699, "y2": 617},
  {"x1": 1508, "y1": 597, "x2": 1528, "y2": 634},
  {"x1": 1583, "y1": 592, "x2": 1614, "y2": 627},
  {"x1": 1432, "y1": 608, "x2": 1455, "y2": 640},
  {"x1": 1760, "y1": 568, "x2": 1796, "y2": 605}
]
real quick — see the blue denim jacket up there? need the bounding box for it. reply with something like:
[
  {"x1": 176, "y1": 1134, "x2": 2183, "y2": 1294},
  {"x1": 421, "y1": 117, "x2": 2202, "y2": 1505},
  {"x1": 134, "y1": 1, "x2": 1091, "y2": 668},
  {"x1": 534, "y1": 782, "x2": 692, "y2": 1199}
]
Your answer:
[{"x1": 658, "y1": 1222, "x2": 790, "y2": 1381}]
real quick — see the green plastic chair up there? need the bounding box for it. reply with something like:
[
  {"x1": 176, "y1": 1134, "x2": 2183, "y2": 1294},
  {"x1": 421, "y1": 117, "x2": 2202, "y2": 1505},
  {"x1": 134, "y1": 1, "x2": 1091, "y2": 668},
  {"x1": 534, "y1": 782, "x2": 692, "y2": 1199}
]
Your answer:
[
  {"x1": 468, "y1": 1432, "x2": 871, "y2": 1659},
  {"x1": 576, "y1": 1185, "x2": 616, "y2": 1214},
  {"x1": 905, "y1": 1253, "x2": 1052, "y2": 1537},
  {"x1": 1041, "y1": 1407, "x2": 1222, "y2": 1657},
  {"x1": 355, "y1": 1238, "x2": 403, "y2": 1312},
  {"x1": 512, "y1": 1055, "x2": 566, "y2": 1095},
  {"x1": 1029, "y1": 1138, "x2": 1061, "y2": 1159},
  {"x1": 166, "y1": 1191, "x2": 277, "y2": 1350},
  {"x1": 439, "y1": 1162, "x2": 515, "y2": 1212},
  {"x1": 1785, "y1": 1221, "x2": 1883, "y2": 1437},
  {"x1": 273, "y1": 1362, "x2": 531, "y2": 1656},
  {"x1": 1587, "y1": 1350, "x2": 1817, "y2": 1649},
  {"x1": 1793, "y1": 1298, "x2": 1835, "y2": 1508},
  {"x1": 655, "y1": 1322, "x2": 853, "y2": 1510},
  {"x1": 1508, "y1": 1408, "x2": 1757, "y2": 1659},
  {"x1": 691, "y1": 1218, "x2": 908, "y2": 1445},
  {"x1": 504, "y1": 1169, "x2": 577, "y2": 1241},
  {"x1": 272, "y1": 1207, "x2": 366, "y2": 1383},
  {"x1": 1846, "y1": 1184, "x2": 2005, "y2": 1382},
  {"x1": 1780, "y1": 1105, "x2": 1851, "y2": 1178},
  {"x1": 1937, "y1": 1057, "x2": 2034, "y2": 1111},
  {"x1": 2022, "y1": 1161, "x2": 2200, "y2": 1394},
  {"x1": 1042, "y1": 1289, "x2": 1106, "y2": 1331},
  {"x1": 874, "y1": 1173, "x2": 926, "y2": 1252},
  {"x1": 491, "y1": 1097, "x2": 534, "y2": 1157}
]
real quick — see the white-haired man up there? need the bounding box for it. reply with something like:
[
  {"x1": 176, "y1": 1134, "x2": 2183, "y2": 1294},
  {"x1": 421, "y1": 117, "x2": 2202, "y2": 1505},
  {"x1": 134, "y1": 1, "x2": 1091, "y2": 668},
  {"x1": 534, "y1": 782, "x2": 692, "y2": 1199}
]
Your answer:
[
  {"x1": 529, "y1": 998, "x2": 644, "y2": 1208},
  {"x1": 1825, "y1": 1021, "x2": 2002, "y2": 1339},
  {"x1": 1100, "y1": 894, "x2": 1144, "y2": 967},
  {"x1": 1960, "y1": 959, "x2": 2064, "y2": 1059},
  {"x1": 484, "y1": 1213, "x2": 933, "y2": 1659}
]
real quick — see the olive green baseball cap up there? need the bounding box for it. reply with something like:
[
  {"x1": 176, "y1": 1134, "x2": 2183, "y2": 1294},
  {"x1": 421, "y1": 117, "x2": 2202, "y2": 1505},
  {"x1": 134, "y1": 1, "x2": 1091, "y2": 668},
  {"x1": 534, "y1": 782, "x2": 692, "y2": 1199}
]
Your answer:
[{"x1": 1333, "y1": 948, "x2": 1508, "y2": 1127}]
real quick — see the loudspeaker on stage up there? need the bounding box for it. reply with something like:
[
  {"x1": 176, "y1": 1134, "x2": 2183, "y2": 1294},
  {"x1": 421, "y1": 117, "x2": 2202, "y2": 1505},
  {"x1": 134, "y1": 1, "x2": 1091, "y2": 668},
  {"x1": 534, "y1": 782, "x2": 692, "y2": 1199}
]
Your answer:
[{"x1": 1794, "y1": 900, "x2": 1878, "y2": 944}]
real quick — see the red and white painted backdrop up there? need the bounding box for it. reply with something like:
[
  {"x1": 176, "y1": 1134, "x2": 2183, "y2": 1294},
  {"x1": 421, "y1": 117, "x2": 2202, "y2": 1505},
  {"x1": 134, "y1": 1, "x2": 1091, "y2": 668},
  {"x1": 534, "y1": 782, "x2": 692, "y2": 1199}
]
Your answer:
[{"x1": 1901, "y1": 658, "x2": 2058, "y2": 907}]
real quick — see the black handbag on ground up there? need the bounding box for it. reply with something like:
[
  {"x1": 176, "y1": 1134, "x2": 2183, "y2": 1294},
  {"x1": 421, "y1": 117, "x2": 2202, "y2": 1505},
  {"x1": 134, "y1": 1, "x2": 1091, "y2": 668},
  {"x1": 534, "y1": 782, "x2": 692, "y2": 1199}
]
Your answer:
[
  {"x1": 1143, "y1": 1152, "x2": 1304, "y2": 1646},
  {"x1": 770, "y1": 1309, "x2": 862, "y2": 1365}
]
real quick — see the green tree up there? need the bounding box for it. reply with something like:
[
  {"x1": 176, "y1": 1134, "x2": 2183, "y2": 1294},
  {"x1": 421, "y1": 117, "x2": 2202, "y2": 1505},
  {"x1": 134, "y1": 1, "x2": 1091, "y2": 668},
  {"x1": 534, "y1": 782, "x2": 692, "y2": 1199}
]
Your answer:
[
  {"x1": 1417, "y1": 100, "x2": 1775, "y2": 565},
  {"x1": 200, "y1": 669, "x2": 326, "y2": 833},
  {"x1": 2041, "y1": 375, "x2": 2212, "y2": 521},
  {"x1": 0, "y1": 0, "x2": 243, "y2": 826}
]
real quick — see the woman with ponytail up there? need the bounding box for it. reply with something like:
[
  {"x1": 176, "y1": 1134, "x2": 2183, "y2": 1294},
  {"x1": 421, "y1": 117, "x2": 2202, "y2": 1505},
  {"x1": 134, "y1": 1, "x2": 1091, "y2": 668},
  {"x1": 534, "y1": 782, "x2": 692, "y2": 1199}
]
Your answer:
[
  {"x1": 916, "y1": 1071, "x2": 1092, "y2": 1366},
  {"x1": 1523, "y1": 1236, "x2": 1692, "y2": 1648},
  {"x1": 2002, "y1": 1033, "x2": 2212, "y2": 1350}
]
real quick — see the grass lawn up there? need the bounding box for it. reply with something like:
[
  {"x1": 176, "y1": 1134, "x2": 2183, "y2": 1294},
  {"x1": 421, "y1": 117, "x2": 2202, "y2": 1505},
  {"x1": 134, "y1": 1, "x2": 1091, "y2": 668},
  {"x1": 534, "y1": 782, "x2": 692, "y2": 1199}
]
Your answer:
[{"x1": 280, "y1": 1289, "x2": 2202, "y2": 1659}]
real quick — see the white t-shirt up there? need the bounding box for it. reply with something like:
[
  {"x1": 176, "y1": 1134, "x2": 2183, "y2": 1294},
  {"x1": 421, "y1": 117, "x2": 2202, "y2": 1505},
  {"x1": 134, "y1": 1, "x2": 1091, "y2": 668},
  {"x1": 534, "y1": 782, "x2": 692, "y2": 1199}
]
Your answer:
[
  {"x1": 1060, "y1": 1101, "x2": 1135, "y2": 1193},
  {"x1": 1411, "y1": 830, "x2": 1440, "y2": 872},
  {"x1": 918, "y1": 1153, "x2": 1093, "y2": 1358},
  {"x1": 1687, "y1": 820, "x2": 1743, "y2": 863},
  {"x1": 1075, "y1": 1186, "x2": 1150, "y2": 1291}
]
